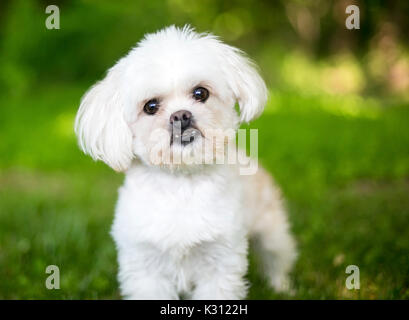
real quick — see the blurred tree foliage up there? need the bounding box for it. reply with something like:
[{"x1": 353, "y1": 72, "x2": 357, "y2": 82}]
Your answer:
[{"x1": 0, "y1": 0, "x2": 408, "y2": 98}]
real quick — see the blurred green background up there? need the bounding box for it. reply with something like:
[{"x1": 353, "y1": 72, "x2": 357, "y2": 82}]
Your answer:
[{"x1": 1, "y1": 0, "x2": 409, "y2": 299}]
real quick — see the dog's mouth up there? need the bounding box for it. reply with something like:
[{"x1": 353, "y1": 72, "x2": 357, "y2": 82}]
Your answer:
[{"x1": 170, "y1": 121, "x2": 202, "y2": 146}]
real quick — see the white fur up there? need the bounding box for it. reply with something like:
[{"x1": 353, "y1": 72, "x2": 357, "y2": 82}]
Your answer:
[{"x1": 75, "y1": 25, "x2": 296, "y2": 299}]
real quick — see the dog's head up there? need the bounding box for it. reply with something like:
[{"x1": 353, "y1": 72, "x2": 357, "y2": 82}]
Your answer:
[{"x1": 75, "y1": 25, "x2": 267, "y2": 171}]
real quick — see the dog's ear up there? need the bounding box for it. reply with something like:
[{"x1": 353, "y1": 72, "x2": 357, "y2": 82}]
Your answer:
[
  {"x1": 220, "y1": 44, "x2": 268, "y2": 123},
  {"x1": 74, "y1": 65, "x2": 133, "y2": 172}
]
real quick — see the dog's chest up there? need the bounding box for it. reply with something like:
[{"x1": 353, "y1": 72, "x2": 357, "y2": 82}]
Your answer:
[{"x1": 112, "y1": 167, "x2": 242, "y2": 250}]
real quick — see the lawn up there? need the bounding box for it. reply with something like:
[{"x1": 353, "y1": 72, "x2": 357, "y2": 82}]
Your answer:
[{"x1": 1, "y1": 84, "x2": 408, "y2": 299}]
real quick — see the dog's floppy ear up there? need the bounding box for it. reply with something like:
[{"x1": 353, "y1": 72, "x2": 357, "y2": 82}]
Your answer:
[
  {"x1": 220, "y1": 44, "x2": 268, "y2": 123},
  {"x1": 74, "y1": 65, "x2": 133, "y2": 172}
]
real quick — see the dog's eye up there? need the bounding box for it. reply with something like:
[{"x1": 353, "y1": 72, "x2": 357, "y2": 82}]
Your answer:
[
  {"x1": 192, "y1": 87, "x2": 209, "y2": 102},
  {"x1": 143, "y1": 99, "x2": 160, "y2": 115}
]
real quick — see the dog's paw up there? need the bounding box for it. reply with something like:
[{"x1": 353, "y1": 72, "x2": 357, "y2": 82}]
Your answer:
[{"x1": 270, "y1": 275, "x2": 295, "y2": 296}]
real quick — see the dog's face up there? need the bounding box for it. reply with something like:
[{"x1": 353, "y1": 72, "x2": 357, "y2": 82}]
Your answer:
[{"x1": 75, "y1": 26, "x2": 267, "y2": 171}]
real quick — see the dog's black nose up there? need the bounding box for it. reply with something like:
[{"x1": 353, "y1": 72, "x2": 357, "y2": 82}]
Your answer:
[{"x1": 170, "y1": 110, "x2": 192, "y2": 130}]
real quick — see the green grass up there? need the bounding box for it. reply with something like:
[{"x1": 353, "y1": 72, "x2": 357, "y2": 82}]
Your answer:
[{"x1": 1, "y1": 85, "x2": 409, "y2": 299}]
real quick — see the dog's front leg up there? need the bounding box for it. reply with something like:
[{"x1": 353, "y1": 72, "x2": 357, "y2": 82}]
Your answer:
[
  {"x1": 190, "y1": 238, "x2": 248, "y2": 300},
  {"x1": 117, "y1": 247, "x2": 179, "y2": 300}
]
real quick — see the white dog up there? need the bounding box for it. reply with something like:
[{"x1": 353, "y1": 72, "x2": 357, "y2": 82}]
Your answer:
[{"x1": 75, "y1": 25, "x2": 296, "y2": 299}]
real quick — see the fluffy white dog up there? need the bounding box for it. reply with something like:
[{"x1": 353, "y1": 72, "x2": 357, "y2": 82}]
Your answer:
[{"x1": 75, "y1": 25, "x2": 296, "y2": 299}]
